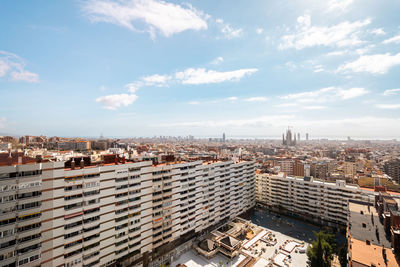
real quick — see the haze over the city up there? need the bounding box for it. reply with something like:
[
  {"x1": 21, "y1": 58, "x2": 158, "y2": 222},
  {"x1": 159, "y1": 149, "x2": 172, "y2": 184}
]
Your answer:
[{"x1": 1, "y1": 0, "x2": 400, "y2": 138}]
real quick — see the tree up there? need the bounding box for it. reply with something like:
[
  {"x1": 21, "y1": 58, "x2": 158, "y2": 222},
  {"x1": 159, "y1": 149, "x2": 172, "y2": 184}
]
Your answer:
[
  {"x1": 306, "y1": 231, "x2": 334, "y2": 267},
  {"x1": 338, "y1": 241, "x2": 348, "y2": 267}
]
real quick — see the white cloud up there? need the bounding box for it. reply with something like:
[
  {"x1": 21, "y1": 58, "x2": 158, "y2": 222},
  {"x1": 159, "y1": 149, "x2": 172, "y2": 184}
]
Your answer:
[
  {"x1": 83, "y1": 0, "x2": 208, "y2": 38},
  {"x1": 280, "y1": 87, "x2": 368, "y2": 102},
  {"x1": 382, "y1": 34, "x2": 400, "y2": 44},
  {"x1": 10, "y1": 70, "x2": 39, "y2": 83},
  {"x1": 274, "y1": 103, "x2": 298, "y2": 108},
  {"x1": 383, "y1": 88, "x2": 400, "y2": 96},
  {"x1": 279, "y1": 15, "x2": 370, "y2": 50},
  {"x1": 211, "y1": 56, "x2": 224, "y2": 65},
  {"x1": 175, "y1": 68, "x2": 257, "y2": 85},
  {"x1": 327, "y1": 0, "x2": 354, "y2": 12},
  {"x1": 370, "y1": 28, "x2": 386, "y2": 35},
  {"x1": 0, "y1": 51, "x2": 39, "y2": 83},
  {"x1": 244, "y1": 97, "x2": 268, "y2": 102},
  {"x1": 303, "y1": 105, "x2": 326, "y2": 110},
  {"x1": 0, "y1": 60, "x2": 10, "y2": 76},
  {"x1": 188, "y1": 96, "x2": 238, "y2": 105},
  {"x1": 188, "y1": 96, "x2": 269, "y2": 105},
  {"x1": 336, "y1": 87, "x2": 369, "y2": 99},
  {"x1": 338, "y1": 53, "x2": 400, "y2": 74},
  {"x1": 216, "y1": 18, "x2": 243, "y2": 39},
  {"x1": 159, "y1": 116, "x2": 400, "y2": 134},
  {"x1": 313, "y1": 65, "x2": 325, "y2": 73},
  {"x1": 96, "y1": 93, "x2": 138, "y2": 110},
  {"x1": 226, "y1": 96, "x2": 239, "y2": 101},
  {"x1": 141, "y1": 74, "x2": 171, "y2": 86},
  {"x1": 128, "y1": 66, "x2": 257, "y2": 89},
  {"x1": 99, "y1": 65, "x2": 257, "y2": 109},
  {"x1": 157, "y1": 115, "x2": 400, "y2": 138},
  {"x1": 161, "y1": 115, "x2": 294, "y2": 128},
  {"x1": 375, "y1": 104, "x2": 400, "y2": 109},
  {"x1": 256, "y1": 28, "x2": 264, "y2": 34}
]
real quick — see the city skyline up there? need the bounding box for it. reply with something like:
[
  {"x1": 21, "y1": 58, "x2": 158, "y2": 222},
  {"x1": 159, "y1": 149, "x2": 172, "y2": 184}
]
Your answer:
[{"x1": 1, "y1": 0, "x2": 400, "y2": 138}]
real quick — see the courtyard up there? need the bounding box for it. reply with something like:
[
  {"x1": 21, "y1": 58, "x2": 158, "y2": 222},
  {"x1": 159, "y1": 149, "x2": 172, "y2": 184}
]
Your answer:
[{"x1": 171, "y1": 208, "x2": 322, "y2": 267}]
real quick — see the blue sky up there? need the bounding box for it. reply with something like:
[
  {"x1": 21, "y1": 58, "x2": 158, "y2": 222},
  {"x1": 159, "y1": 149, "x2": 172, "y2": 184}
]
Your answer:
[{"x1": 1, "y1": 0, "x2": 400, "y2": 139}]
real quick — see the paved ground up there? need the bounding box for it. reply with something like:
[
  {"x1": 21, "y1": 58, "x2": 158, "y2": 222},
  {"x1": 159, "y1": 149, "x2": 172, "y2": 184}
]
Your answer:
[{"x1": 241, "y1": 208, "x2": 321, "y2": 243}]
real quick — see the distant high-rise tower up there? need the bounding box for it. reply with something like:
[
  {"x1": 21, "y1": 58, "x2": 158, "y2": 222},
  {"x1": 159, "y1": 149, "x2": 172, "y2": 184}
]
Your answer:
[
  {"x1": 222, "y1": 133, "x2": 226, "y2": 142},
  {"x1": 306, "y1": 133, "x2": 309, "y2": 141},
  {"x1": 298, "y1": 133, "x2": 300, "y2": 141}
]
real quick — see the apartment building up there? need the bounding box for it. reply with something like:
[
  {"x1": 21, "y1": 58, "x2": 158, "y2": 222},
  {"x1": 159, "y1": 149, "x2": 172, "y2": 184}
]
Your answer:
[
  {"x1": 0, "y1": 155, "x2": 256, "y2": 267},
  {"x1": 344, "y1": 162, "x2": 356, "y2": 178},
  {"x1": 310, "y1": 161, "x2": 334, "y2": 179},
  {"x1": 255, "y1": 172, "x2": 372, "y2": 227},
  {"x1": 277, "y1": 160, "x2": 294, "y2": 176},
  {"x1": 57, "y1": 141, "x2": 90, "y2": 151},
  {"x1": 384, "y1": 158, "x2": 400, "y2": 183}
]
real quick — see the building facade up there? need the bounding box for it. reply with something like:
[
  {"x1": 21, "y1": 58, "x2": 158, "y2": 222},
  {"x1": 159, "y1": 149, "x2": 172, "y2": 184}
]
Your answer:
[
  {"x1": 384, "y1": 158, "x2": 400, "y2": 183},
  {"x1": 255, "y1": 172, "x2": 372, "y2": 227},
  {"x1": 0, "y1": 158, "x2": 256, "y2": 267}
]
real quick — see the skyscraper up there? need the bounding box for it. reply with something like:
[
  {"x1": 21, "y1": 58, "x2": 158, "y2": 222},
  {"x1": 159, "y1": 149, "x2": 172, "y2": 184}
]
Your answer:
[
  {"x1": 222, "y1": 132, "x2": 226, "y2": 142},
  {"x1": 306, "y1": 133, "x2": 309, "y2": 141}
]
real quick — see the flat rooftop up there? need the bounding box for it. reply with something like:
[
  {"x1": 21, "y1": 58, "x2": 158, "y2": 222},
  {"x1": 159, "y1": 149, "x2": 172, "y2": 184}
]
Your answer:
[{"x1": 348, "y1": 201, "x2": 391, "y2": 248}]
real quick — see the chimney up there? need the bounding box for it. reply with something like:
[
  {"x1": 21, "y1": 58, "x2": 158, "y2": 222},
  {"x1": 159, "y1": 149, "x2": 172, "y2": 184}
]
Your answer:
[
  {"x1": 114, "y1": 155, "x2": 119, "y2": 165},
  {"x1": 18, "y1": 156, "x2": 22, "y2": 165},
  {"x1": 121, "y1": 156, "x2": 126, "y2": 164},
  {"x1": 80, "y1": 158, "x2": 85, "y2": 169},
  {"x1": 71, "y1": 159, "x2": 75, "y2": 170}
]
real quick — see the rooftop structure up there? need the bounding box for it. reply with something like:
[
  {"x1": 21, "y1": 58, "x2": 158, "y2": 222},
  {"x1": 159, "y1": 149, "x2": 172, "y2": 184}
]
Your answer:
[{"x1": 347, "y1": 190, "x2": 400, "y2": 267}]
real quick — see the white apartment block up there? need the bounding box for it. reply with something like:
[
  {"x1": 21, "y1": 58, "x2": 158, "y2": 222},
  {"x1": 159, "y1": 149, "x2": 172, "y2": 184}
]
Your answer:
[
  {"x1": 255, "y1": 172, "x2": 372, "y2": 227},
  {"x1": 277, "y1": 160, "x2": 294, "y2": 176},
  {"x1": 0, "y1": 158, "x2": 256, "y2": 267}
]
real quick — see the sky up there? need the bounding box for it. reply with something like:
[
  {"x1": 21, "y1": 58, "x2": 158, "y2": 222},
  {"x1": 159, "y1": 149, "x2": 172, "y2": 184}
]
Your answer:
[{"x1": 1, "y1": 0, "x2": 400, "y2": 139}]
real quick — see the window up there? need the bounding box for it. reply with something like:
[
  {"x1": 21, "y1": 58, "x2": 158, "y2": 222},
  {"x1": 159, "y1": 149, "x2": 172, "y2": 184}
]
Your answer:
[
  {"x1": 65, "y1": 184, "x2": 83, "y2": 191},
  {"x1": 0, "y1": 218, "x2": 16, "y2": 226},
  {"x1": 17, "y1": 191, "x2": 41, "y2": 199},
  {"x1": 0, "y1": 229, "x2": 15, "y2": 238},
  {"x1": 17, "y1": 201, "x2": 41, "y2": 210},
  {"x1": 64, "y1": 239, "x2": 82, "y2": 249},
  {"x1": 65, "y1": 194, "x2": 82, "y2": 201},
  {"x1": 83, "y1": 173, "x2": 100, "y2": 179},
  {"x1": 83, "y1": 190, "x2": 100, "y2": 197}
]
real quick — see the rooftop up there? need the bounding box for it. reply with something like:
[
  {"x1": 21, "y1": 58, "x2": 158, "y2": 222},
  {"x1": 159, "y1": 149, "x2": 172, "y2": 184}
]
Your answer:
[
  {"x1": 348, "y1": 201, "x2": 391, "y2": 248},
  {"x1": 350, "y1": 238, "x2": 398, "y2": 267}
]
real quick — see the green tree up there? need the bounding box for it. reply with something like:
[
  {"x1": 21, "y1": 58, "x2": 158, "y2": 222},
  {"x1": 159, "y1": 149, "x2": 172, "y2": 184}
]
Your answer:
[{"x1": 306, "y1": 231, "x2": 334, "y2": 267}]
